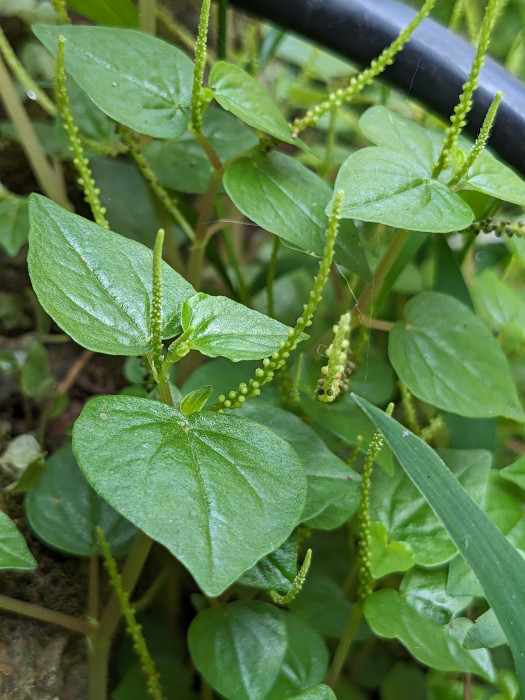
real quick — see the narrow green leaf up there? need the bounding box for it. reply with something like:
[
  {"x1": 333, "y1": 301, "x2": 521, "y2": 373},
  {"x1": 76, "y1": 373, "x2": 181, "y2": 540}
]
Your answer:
[
  {"x1": 188, "y1": 601, "x2": 328, "y2": 700},
  {"x1": 0, "y1": 510, "x2": 37, "y2": 570},
  {"x1": 28, "y1": 195, "x2": 195, "y2": 355},
  {"x1": 180, "y1": 385, "x2": 213, "y2": 417},
  {"x1": 329, "y1": 147, "x2": 473, "y2": 232},
  {"x1": 209, "y1": 61, "x2": 297, "y2": 146},
  {"x1": 223, "y1": 150, "x2": 370, "y2": 279},
  {"x1": 388, "y1": 292, "x2": 525, "y2": 421},
  {"x1": 33, "y1": 25, "x2": 193, "y2": 139},
  {"x1": 73, "y1": 396, "x2": 306, "y2": 595},
  {"x1": 66, "y1": 0, "x2": 139, "y2": 26},
  {"x1": 364, "y1": 589, "x2": 494, "y2": 680},
  {"x1": 0, "y1": 196, "x2": 28, "y2": 257},
  {"x1": 25, "y1": 442, "x2": 136, "y2": 557},
  {"x1": 182, "y1": 292, "x2": 299, "y2": 362},
  {"x1": 353, "y1": 393, "x2": 525, "y2": 697}
]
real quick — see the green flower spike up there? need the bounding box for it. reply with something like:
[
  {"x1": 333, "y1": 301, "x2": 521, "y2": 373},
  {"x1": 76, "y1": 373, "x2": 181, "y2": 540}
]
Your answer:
[
  {"x1": 270, "y1": 549, "x2": 312, "y2": 606},
  {"x1": 316, "y1": 312, "x2": 353, "y2": 402}
]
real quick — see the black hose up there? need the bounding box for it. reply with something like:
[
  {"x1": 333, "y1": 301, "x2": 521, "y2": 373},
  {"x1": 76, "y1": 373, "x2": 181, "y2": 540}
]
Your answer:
[{"x1": 229, "y1": 0, "x2": 525, "y2": 178}]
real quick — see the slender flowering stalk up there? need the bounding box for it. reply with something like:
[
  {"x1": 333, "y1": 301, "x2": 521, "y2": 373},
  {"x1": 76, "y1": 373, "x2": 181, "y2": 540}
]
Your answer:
[
  {"x1": 213, "y1": 190, "x2": 345, "y2": 412},
  {"x1": 270, "y1": 549, "x2": 312, "y2": 605},
  {"x1": 151, "y1": 230, "x2": 165, "y2": 377},
  {"x1": 398, "y1": 382, "x2": 420, "y2": 435},
  {"x1": 432, "y1": 0, "x2": 501, "y2": 178},
  {"x1": 357, "y1": 403, "x2": 394, "y2": 602},
  {"x1": 0, "y1": 26, "x2": 56, "y2": 117},
  {"x1": 292, "y1": 0, "x2": 436, "y2": 135},
  {"x1": 119, "y1": 127, "x2": 195, "y2": 242},
  {"x1": 51, "y1": 0, "x2": 70, "y2": 23},
  {"x1": 97, "y1": 528, "x2": 164, "y2": 700},
  {"x1": 464, "y1": 217, "x2": 525, "y2": 238},
  {"x1": 191, "y1": 0, "x2": 212, "y2": 132},
  {"x1": 448, "y1": 91, "x2": 502, "y2": 186},
  {"x1": 54, "y1": 36, "x2": 108, "y2": 228}
]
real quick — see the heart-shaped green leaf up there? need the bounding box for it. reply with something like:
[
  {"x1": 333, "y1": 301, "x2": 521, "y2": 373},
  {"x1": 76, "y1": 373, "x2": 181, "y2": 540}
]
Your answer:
[
  {"x1": 28, "y1": 195, "x2": 195, "y2": 355},
  {"x1": 33, "y1": 25, "x2": 193, "y2": 138},
  {"x1": 223, "y1": 150, "x2": 370, "y2": 279},
  {"x1": 328, "y1": 147, "x2": 473, "y2": 232},
  {"x1": 364, "y1": 590, "x2": 494, "y2": 680},
  {"x1": 0, "y1": 510, "x2": 37, "y2": 570},
  {"x1": 209, "y1": 61, "x2": 297, "y2": 146},
  {"x1": 188, "y1": 601, "x2": 328, "y2": 700},
  {"x1": 237, "y1": 533, "x2": 298, "y2": 593},
  {"x1": 388, "y1": 291, "x2": 525, "y2": 421},
  {"x1": 353, "y1": 394, "x2": 525, "y2": 697},
  {"x1": 73, "y1": 395, "x2": 306, "y2": 595},
  {"x1": 25, "y1": 442, "x2": 136, "y2": 557},
  {"x1": 368, "y1": 521, "x2": 415, "y2": 579},
  {"x1": 400, "y1": 568, "x2": 473, "y2": 625},
  {"x1": 462, "y1": 608, "x2": 507, "y2": 649},
  {"x1": 182, "y1": 292, "x2": 299, "y2": 361}
]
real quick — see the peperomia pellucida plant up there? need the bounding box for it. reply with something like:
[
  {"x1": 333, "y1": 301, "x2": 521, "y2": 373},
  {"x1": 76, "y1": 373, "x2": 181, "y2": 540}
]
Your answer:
[{"x1": 1, "y1": 0, "x2": 525, "y2": 698}]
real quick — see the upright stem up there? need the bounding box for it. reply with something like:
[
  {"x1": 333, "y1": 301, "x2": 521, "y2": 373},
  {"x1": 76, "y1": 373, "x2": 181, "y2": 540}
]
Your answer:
[
  {"x1": 139, "y1": 0, "x2": 157, "y2": 34},
  {"x1": 0, "y1": 55, "x2": 69, "y2": 208},
  {"x1": 325, "y1": 603, "x2": 363, "y2": 687},
  {"x1": 188, "y1": 169, "x2": 222, "y2": 288}
]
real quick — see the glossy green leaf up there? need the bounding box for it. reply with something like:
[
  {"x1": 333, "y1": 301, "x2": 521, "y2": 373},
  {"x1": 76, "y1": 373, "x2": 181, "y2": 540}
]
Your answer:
[
  {"x1": 0, "y1": 195, "x2": 28, "y2": 257},
  {"x1": 33, "y1": 25, "x2": 193, "y2": 139},
  {"x1": 241, "y1": 402, "x2": 360, "y2": 526},
  {"x1": 66, "y1": 0, "x2": 139, "y2": 26},
  {"x1": 25, "y1": 442, "x2": 136, "y2": 557},
  {"x1": 289, "y1": 685, "x2": 337, "y2": 700},
  {"x1": 0, "y1": 510, "x2": 37, "y2": 570},
  {"x1": 145, "y1": 107, "x2": 258, "y2": 194},
  {"x1": 223, "y1": 150, "x2": 370, "y2": 279},
  {"x1": 471, "y1": 269, "x2": 525, "y2": 334},
  {"x1": 368, "y1": 521, "x2": 415, "y2": 579},
  {"x1": 180, "y1": 385, "x2": 213, "y2": 417},
  {"x1": 182, "y1": 292, "x2": 298, "y2": 362},
  {"x1": 400, "y1": 568, "x2": 473, "y2": 625},
  {"x1": 237, "y1": 533, "x2": 298, "y2": 593},
  {"x1": 388, "y1": 292, "x2": 525, "y2": 421},
  {"x1": 358, "y1": 105, "x2": 525, "y2": 207},
  {"x1": 209, "y1": 61, "x2": 297, "y2": 145},
  {"x1": 28, "y1": 195, "x2": 195, "y2": 355},
  {"x1": 73, "y1": 395, "x2": 306, "y2": 595},
  {"x1": 500, "y1": 456, "x2": 525, "y2": 492},
  {"x1": 188, "y1": 601, "x2": 328, "y2": 700},
  {"x1": 364, "y1": 590, "x2": 494, "y2": 680},
  {"x1": 329, "y1": 147, "x2": 473, "y2": 232},
  {"x1": 353, "y1": 394, "x2": 525, "y2": 696},
  {"x1": 370, "y1": 448, "x2": 490, "y2": 566},
  {"x1": 462, "y1": 608, "x2": 507, "y2": 649}
]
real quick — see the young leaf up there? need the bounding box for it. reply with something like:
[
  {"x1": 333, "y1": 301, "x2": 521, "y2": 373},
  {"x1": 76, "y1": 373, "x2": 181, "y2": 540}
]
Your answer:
[
  {"x1": 180, "y1": 385, "x2": 213, "y2": 417},
  {"x1": 0, "y1": 510, "x2": 37, "y2": 570},
  {"x1": 28, "y1": 195, "x2": 195, "y2": 355},
  {"x1": 25, "y1": 442, "x2": 136, "y2": 557},
  {"x1": 353, "y1": 393, "x2": 525, "y2": 697},
  {"x1": 364, "y1": 590, "x2": 494, "y2": 681},
  {"x1": 223, "y1": 150, "x2": 370, "y2": 279},
  {"x1": 182, "y1": 292, "x2": 300, "y2": 362},
  {"x1": 462, "y1": 608, "x2": 507, "y2": 649},
  {"x1": 209, "y1": 61, "x2": 297, "y2": 146},
  {"x1": 388, "y1": 292, "x2": 525, "y2": 421},
  {"x1": 368, "y1": 521, "x2": 415, "y2": 579},
  {"x1": 188, "y1": 601, "x2": 328, "y2": 700},
  {"x1": 73, "y1": 395, "x2": 306, "y2": 596},
  {"x1": 33, "y1": 25, "x2": 193, "y2": 139}
]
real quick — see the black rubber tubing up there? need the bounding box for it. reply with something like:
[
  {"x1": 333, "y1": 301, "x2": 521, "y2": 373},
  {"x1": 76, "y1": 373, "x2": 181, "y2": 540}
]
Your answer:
[{"x1": 229, "y1": 0, "x2": 525, "y2": 178}]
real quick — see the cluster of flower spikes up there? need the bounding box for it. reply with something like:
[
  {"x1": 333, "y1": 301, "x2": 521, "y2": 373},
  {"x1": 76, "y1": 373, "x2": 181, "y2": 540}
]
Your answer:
[
  {"x1": 315, "y1": 312, "x2": 355, "y2": 402},
  {"x1": 215, "y1": 191, "x2": 344, "y2": 412}
]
